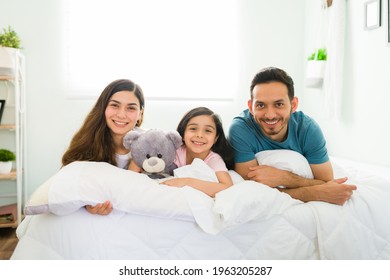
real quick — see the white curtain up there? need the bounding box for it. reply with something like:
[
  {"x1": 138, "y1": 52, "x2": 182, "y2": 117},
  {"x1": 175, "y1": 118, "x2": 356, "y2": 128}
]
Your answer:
[{"x1": 322, "y1": 0, "x2": 346, "y2": 120}]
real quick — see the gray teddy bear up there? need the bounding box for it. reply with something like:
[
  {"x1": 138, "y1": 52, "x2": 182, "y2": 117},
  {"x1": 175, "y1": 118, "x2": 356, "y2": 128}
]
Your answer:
[{"x1": 123, "y1": 129, "x2": 182, "y2": 179}]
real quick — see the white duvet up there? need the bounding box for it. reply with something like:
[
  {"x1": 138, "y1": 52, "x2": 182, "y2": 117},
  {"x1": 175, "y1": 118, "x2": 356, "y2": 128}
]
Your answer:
[{"x1": 11, "y1": 151, "x2": 390, "y2": 259}]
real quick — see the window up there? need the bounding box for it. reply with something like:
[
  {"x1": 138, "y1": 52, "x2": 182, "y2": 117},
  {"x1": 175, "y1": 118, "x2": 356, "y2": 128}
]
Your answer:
[{"x1": 64, "y1": 0, "x2": 239, "y2": 100}]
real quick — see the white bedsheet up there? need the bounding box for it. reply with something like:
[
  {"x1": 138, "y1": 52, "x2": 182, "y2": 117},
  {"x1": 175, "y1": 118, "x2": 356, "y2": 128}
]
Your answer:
[
  {"x1": 310, "y1": 158, "x2": 390, "y2": 259},
  {"x1": 11, "y1": 156, "x2": 390, "y2": 260}
]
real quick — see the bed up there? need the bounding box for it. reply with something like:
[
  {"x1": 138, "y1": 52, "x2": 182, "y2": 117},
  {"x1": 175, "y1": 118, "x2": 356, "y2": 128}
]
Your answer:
[{"x1": 10, "y1": 150, "x2": 390, "y2": 260}]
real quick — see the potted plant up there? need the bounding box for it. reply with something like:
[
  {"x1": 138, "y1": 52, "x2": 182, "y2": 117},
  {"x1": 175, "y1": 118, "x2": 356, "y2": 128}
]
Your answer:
[
  {"x1": 305, "y1": 48, "x2": 327, "y2": 88},
  {"x1": 307, "y1": 48, "x2": 327, "y2": 61},
  {"x1": 0, "y1": 149, "x2": 16, "y2": 174},
  {"x1": 0, "y1": 26, "x2": 22, "y2": 76}
]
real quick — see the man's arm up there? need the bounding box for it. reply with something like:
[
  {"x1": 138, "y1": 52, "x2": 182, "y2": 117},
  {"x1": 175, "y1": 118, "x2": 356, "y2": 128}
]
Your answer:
[
  {"x1": 235, "y1": 160, "x2": 357, "y2": 205},
  {"x1": 234, "y1": 159, "x2": 258, "y2": 180},
  {"x1": 236, "y1": 159, "x2": 334, "y2": 188},
  {"x1": 278, "y1": 178, "x2": 357, "y2": 205},
  {"x1": 310, "y1": 161, "x2": 333, "y2": 182}
]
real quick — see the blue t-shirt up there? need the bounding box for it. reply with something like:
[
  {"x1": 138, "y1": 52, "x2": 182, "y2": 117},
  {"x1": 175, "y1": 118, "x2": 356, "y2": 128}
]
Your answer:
[{"x1": 228, "y1": 109, "x2": 329, "y2": 164}]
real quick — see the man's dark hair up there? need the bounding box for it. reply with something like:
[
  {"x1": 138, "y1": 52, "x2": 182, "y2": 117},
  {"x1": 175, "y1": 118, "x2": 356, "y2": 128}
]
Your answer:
[{"x1": 250, "y1": 67, "x2": 295, "y2": 101}]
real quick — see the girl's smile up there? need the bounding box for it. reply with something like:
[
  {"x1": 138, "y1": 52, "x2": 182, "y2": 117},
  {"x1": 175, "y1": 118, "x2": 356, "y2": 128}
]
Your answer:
[{"x1": 183, "y1": 115, "x2": 217, "y2": 162}]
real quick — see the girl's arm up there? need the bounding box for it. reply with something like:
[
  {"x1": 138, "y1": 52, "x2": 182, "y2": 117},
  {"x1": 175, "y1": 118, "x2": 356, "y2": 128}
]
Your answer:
[
  {"x1": 128, "y1": 160, "x2": 142, "y2": 172},
  {"x1": 161, "y1": 171, "x2": 233, "y2": 197}
]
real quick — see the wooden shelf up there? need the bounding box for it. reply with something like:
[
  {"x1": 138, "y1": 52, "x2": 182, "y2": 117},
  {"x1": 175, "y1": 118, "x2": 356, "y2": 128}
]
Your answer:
[
  {"x1": 0, "y1": 219, "x2": 18, "y2": 228},
  {"x1": 0, "y1": 204, "x2": 19, "y2": 228},
  {"x1": 0, "y1": 124, "x2": 16, "y2": 130},
  {"x1": 0, "y1": 75, "x2": 14, "y2": 81},
  {"x1": 0, "y1": 170, "x2": 17, "y2": 180}
]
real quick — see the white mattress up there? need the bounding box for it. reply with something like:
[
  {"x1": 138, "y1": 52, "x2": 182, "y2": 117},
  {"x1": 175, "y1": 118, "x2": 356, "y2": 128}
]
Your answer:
[{"x1": 12, "y1": 204, "x2": 318, "y2": 260}]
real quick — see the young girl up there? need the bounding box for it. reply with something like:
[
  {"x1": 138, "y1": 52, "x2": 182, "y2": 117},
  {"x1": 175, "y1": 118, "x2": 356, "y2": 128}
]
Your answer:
[{"x1": 161, "y1": 107, "x2": 234, "y2": 197}]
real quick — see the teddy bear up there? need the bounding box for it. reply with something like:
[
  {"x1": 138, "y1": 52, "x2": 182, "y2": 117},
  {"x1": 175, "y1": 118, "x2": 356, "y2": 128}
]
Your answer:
[{"x1": 123, "y1": 128, "x2": 183, "y2": 179}]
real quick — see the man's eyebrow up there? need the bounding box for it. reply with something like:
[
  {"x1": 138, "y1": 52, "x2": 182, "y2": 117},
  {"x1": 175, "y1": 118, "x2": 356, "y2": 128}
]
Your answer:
[{"x1": 254, "y1": 99, "x2": 285, "y2": 103}]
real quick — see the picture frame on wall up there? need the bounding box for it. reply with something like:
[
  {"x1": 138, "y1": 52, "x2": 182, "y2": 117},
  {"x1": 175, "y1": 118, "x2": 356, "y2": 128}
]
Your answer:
[
  {"x1": 388, "y1": 0, "x2": 390, "y2": 43},
  {"x1": 0, "y1": 99, "x2": 5, "y2": 124},
  {"x1": 364, "y1": 0, "x2": 381, "y2": 30}
]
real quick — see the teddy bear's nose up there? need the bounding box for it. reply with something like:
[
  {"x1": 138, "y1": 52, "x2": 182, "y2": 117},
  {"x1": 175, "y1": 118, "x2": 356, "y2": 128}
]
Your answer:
[{"x1": 147, "y1": 158, "x2": 158, "y2": 166}]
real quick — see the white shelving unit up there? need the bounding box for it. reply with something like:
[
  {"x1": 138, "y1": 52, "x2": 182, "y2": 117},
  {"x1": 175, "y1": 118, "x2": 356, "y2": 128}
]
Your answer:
[{"x1": 0, "y1": 48, "x2": 26, "y2": 228}]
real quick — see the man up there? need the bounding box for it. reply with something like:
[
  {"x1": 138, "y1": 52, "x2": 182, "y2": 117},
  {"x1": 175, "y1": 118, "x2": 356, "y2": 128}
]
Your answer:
[{"x1": 228, "y1": 67, "x2": 356, "y2": 205}]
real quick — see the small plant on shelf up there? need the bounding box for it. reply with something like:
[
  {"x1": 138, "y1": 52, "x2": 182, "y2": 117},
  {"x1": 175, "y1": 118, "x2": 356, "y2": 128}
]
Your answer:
[
  {"x1": 0, "y1": 149, "x2": 15, "y2": 174},
  {"x1": 305, "y1": 48, "x2": 327, "y2": 88},
  {"x1": 0, "y1": 26, "x2": 21, "y2": 49},
  {"x1": 0, "y1": 149, "x2": 16, "y2": 162},
  {"x1": 307, "y1": 48, "x2": 327, "y2": 61}
]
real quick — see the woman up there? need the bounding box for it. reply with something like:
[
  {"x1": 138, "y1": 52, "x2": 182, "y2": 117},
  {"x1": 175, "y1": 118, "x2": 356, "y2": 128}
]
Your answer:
[{"x1": 62, "y1": 79, "x2": 145, "y2": 215}]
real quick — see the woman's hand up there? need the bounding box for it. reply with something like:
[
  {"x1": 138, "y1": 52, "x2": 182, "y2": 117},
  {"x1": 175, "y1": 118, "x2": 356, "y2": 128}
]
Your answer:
[{"x1": 85, "y1": 200, "x2": 113, "y2": 215}]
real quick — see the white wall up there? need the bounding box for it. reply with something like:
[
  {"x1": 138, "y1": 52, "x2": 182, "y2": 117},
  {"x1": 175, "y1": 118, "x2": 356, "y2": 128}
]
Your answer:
[
  {"x1": 301, "y1": 0, "x2": 390, "y2": 168},
  {"x1": 12, "y1": 0, "x2": 390, "y2": 195}
]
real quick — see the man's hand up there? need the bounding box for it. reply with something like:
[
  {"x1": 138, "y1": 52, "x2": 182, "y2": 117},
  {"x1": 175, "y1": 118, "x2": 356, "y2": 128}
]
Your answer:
[
  {"x1": 311, "y1": 177, "x2": 357, "y2": 205},
  {"x1": 247, "y1": 165, "x2": 291, "y2": 187},
  {"x1": 85, "y1": 200, "x2": 113, "y2": 215},
  {"x1": 279, "y1": 177, "x2": 357, "y2": 205}
]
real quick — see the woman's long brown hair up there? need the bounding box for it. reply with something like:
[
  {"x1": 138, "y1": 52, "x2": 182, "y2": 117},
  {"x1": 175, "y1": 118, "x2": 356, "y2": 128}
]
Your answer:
[{"x1": 61, "y1": 79, "x2": 145, "y2": 167}]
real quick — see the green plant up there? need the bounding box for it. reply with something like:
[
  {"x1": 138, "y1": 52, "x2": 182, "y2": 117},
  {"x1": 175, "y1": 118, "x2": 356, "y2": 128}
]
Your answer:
[
  {"x1": 0, "y1": 149, "x2": 16, "y2": 162},
  {"x1": 0, "y1": 26, "x2": 21, "y2": 48},
  {"x1": 307, "y1": 48, "x2": 327, "y2": 61}
]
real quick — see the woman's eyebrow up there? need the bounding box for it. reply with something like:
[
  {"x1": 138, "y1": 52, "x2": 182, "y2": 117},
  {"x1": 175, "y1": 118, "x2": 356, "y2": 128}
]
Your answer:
[{"x1": 109, "y1": 99, "x2": 139, "y2": 107}]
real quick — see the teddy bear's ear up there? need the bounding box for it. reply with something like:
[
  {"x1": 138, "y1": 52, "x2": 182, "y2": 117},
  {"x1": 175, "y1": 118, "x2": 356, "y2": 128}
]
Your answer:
[
  {"x1": 123, "y1": 130, "x2": 143, "y2": 149},
  {"x1": 166, "y1": 130, "x2": 183, "y2": 149}
]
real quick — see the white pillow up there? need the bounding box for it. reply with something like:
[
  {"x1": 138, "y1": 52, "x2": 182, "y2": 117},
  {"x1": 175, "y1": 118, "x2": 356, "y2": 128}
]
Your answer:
[
  {"x1": 24, "y1": 162, "x2": 195, "y2": 222},
  {"x1": 173, "y1": 157, "x2": 218, "y2": 182},
  {"x1": 24, "y1": 159, "x2": 222, "y2": 233},
  {"x1": 24, "y1": 176, "x2": 53, "y2": 215},
  {"x1": 256, "y1": 149, "x2": 314, "y2": 179}
]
